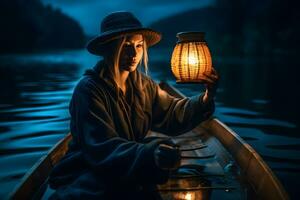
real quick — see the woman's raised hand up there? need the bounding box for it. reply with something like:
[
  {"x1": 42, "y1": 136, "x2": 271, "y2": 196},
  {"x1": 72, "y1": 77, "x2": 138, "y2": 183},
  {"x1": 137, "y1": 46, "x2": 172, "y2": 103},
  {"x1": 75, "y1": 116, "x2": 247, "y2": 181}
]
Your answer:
[{"x1": 201, "y1": 67, "x2": 219, "y2": 104}]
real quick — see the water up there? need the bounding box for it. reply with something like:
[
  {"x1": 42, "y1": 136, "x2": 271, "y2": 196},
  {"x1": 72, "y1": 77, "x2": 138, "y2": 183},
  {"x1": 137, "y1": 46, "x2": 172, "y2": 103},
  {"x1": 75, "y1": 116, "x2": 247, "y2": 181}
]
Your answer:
[{"x1": 0, "y1": 49, "x2": 299, "y2": 199}]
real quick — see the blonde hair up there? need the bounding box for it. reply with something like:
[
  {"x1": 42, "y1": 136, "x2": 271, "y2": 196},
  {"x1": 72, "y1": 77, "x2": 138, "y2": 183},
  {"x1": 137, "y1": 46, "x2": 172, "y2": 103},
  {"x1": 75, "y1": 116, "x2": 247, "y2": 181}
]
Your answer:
[{"x1": 101, "y1": 34, "x2": 149, "y2": 119}]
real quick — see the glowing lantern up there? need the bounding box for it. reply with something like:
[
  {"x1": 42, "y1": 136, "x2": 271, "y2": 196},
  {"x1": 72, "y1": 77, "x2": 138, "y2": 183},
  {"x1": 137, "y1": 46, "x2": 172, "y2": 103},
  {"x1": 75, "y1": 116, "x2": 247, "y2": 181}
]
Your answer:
[{"x1": 171, "y1": 32, "x2": 212, "y2": 83}]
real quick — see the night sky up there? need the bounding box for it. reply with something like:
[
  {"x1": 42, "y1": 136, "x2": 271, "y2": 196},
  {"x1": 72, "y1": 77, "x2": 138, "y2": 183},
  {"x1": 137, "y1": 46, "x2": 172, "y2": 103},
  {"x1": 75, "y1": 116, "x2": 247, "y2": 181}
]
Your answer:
[{"x1": 41, "y1": 0, "x2": 214, "y2": 35}]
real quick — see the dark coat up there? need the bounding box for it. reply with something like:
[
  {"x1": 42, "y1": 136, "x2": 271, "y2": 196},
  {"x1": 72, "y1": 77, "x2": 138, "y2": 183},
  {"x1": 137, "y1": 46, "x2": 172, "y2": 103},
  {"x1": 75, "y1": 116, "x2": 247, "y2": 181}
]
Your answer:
[{"x1": 48, "y1": 62, "x2": 214, "y2": 199}]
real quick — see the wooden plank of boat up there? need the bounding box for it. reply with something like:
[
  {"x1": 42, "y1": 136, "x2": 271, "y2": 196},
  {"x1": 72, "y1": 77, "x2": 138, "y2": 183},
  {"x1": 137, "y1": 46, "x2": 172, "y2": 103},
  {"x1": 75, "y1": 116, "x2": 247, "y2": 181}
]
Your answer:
[
  {"x1": 8, "y1": 133, "x2": 72, "y2": 200},
  {"x1": 8, "y1": 81, "x2": 289, "y2": 200}
]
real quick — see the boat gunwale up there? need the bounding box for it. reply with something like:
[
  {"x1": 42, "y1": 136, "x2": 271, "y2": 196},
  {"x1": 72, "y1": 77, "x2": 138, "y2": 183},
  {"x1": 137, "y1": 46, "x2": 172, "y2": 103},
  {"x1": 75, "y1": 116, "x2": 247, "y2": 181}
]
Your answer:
[
  {"x1": 201, "y1": 118, "x2": 289, "y2": 200},
  {"x1": 8, "y1": 134, "x2": 72, "y2": 200}
]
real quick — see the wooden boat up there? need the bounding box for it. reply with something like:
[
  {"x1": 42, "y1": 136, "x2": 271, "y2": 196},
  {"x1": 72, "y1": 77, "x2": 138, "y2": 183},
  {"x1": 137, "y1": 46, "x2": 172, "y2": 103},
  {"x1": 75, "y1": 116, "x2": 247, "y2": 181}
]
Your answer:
[{"x1": 8, "y1": 82, "x2": 289, "y2": 200}]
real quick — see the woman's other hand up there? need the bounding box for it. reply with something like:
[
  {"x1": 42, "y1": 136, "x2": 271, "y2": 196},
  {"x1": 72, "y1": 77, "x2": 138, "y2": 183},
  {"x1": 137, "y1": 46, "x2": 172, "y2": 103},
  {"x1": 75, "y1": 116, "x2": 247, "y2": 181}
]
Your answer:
[
  {"x1": 201, "y1": 67, "x2": 219, "y2": 104},
  {"x1": 154, "y1": 140, "x2": 181, "y2": 170}
]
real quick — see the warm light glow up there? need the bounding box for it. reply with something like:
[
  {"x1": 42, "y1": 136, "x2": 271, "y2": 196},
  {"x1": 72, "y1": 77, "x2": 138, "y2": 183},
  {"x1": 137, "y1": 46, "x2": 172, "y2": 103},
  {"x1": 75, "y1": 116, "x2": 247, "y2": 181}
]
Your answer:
[
  {"x1": 185, "y1": 192, "x2": 192, "y2": 200},
  {"x1": 188, "y1": 54, "x2": 198, "y2": 66},
  {"x1": 171, "y1": 32, "x2": 212, "y2": 83}
]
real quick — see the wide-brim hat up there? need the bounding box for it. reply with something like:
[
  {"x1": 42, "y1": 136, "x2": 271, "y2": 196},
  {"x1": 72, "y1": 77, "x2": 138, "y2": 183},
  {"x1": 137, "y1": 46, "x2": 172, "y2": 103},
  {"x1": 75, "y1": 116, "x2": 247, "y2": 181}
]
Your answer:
[{"x1": 87, "y1": 11, "x2": 162, "y2": 55}]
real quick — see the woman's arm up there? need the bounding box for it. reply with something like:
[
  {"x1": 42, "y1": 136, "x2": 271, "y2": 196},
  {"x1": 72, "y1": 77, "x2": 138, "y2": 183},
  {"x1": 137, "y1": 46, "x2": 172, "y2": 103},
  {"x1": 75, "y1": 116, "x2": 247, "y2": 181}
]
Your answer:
[
  {"x1": 151, "y1": 85, "x2": 214, "y2": 135},
  {"x1": 151, "y1": 68, "x2": 219, "y2": 136}
]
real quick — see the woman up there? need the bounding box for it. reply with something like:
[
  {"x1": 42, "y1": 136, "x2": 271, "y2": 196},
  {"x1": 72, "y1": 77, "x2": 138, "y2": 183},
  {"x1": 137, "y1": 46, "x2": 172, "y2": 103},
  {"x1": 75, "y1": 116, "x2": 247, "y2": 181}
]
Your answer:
[{"x1": 49, "y1": 11, "x2": 219, "y2": 200}]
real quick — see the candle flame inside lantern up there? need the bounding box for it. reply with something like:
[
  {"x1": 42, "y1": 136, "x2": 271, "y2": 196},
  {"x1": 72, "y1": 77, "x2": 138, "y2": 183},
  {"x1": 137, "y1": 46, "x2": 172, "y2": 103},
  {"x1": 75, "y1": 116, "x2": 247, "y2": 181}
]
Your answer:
[
  {"x1": 188, "y1": 54, "x2": 198, "y2": 66},
  {"x1": 171, "y1": 32, "x2": 212, "y2": 83}
]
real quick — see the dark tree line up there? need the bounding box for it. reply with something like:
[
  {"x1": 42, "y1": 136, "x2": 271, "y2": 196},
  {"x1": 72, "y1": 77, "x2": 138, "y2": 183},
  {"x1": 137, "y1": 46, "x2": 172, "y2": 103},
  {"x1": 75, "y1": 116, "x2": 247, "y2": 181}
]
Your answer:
[
  {"x1": 215, "y1": 0, "x2": 299, "y2": 56},
  {"x1": 0, "y1": 0, "x2": 85, "y2": 54},
  {"x1": 151, "y1": 0, "x2": 299, "y2": 56}
]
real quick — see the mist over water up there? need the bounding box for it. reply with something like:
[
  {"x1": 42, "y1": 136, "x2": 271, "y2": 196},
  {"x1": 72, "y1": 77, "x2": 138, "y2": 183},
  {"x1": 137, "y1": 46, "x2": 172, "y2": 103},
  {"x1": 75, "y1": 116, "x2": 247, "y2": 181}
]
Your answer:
[{"x1": 0, "y1": 49, "x2": 299, "y2": 199}]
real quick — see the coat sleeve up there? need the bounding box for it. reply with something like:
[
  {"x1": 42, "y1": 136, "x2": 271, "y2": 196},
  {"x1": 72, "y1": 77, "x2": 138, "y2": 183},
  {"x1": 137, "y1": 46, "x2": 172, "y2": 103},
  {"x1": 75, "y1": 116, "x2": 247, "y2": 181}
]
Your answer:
[
  {"x1": 70, "y1": 79, "x2": 168, "y2": 185},
  {"x1": 151, "y1": 81, "x2": 215, "y2": 136}
]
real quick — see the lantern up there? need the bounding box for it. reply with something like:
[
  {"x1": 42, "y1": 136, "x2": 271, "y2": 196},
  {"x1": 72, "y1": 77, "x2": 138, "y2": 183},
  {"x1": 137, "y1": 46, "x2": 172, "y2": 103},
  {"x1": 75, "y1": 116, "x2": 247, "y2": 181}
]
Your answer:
[{"x1": 171, "y1": 32, "x2": 212, "y2": 83}]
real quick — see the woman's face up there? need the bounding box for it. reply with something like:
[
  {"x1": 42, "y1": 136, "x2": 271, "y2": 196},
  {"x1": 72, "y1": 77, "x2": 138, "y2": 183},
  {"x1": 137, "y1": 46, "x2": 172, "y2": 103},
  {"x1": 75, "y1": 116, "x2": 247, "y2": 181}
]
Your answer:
[{"x1": 119, "y1": 34, "x2": 144, "y2": 72}]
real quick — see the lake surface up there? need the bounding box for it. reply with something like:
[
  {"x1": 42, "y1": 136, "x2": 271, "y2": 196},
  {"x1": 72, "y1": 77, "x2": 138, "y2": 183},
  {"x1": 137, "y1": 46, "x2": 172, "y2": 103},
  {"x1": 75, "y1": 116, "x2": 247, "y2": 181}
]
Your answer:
[{"x1": 0, "y1": 49, "x2": 299, "y2": 199}]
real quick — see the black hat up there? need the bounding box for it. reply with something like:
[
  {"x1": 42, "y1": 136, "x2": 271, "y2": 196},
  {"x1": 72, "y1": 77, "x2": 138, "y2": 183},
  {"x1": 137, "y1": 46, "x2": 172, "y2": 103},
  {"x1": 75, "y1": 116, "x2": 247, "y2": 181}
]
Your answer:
[{"x1": 87, "y1": 11, "x2": 162, "y2": 55}]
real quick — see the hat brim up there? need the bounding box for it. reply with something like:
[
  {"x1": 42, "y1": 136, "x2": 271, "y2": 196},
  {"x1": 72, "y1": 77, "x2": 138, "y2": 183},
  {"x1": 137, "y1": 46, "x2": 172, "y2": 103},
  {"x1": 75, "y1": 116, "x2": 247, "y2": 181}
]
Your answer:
[{"x1": 86, "y1": 27, "x2": 161, "y2": 55}]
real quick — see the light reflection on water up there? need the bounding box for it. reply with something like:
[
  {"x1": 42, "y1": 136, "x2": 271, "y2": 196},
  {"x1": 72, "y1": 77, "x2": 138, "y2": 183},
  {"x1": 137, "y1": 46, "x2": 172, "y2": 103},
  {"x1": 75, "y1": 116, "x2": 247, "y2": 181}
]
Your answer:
[{"x1": 0, "y1": 49, "x2": 299, "y2": 199}]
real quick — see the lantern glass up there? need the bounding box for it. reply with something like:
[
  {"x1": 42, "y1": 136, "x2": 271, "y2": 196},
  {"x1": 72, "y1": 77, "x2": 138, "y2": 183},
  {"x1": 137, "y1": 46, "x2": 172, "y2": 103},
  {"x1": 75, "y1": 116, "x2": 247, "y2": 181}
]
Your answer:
[{"x1": 171, "y1": 32, "x2": 212, "y2": 83}]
